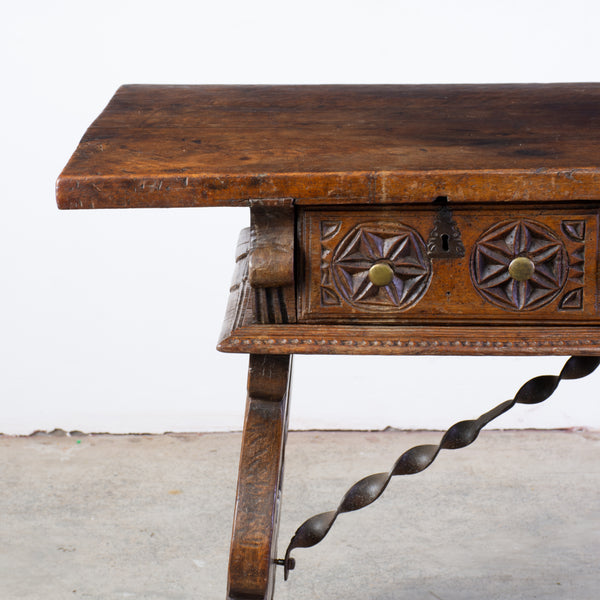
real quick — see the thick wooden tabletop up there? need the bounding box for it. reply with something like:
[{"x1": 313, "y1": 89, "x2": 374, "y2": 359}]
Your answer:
[{"x1": 57, "y1": 84, "x2": 600, "y2": 209}]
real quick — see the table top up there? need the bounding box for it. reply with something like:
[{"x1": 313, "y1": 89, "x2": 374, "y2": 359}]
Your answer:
[{"x1": 57, "y1": 83, "x2": 600, "y2": 209}]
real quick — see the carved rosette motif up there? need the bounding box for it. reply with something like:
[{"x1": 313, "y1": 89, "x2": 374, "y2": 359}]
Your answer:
[
  {"x1": 329, "y1": 222, "x2": 432, "y2": 311},
  {"x1": 471, "y1": 219, "x2": 568, "y2": 311}
]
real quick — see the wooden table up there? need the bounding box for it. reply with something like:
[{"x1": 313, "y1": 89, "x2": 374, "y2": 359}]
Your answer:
[{"x1": 57, "y1": 84, "x2": 600, "y2": 599}]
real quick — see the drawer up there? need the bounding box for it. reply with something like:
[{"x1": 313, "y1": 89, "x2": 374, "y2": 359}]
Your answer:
[{"x1": 297, "y1": 205, "x2": 600, "y2": 324}]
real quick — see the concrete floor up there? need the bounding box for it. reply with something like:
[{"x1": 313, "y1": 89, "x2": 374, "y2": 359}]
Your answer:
[{"x1": 1, "y1": 430, "x2": 599, "y2": 600}]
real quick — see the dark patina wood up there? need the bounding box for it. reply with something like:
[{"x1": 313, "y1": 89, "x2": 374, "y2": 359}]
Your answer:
[
  {"x1": 228, "y1": 354, "x2": 292, "y2": 600},
  {"x1": 57, "y1": 84, "x2": 600, "y2": 599},
  {"x1": 248, "y1": 200, "x2": 296, "y2": 325},
  {"x1": 248, "y1": 200, "x2": 294, "y2": 289},
  {"x1": 219, "y1": 202, "x2": 600, "y2": 356},
  {"x1": 297, "y1": 204, "x2": 598, "y2": 325},
  {"x1": 57, "y1": 83, "x2": 600, "y2": 209}
]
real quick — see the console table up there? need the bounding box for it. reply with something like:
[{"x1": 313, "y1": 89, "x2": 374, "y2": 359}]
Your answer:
[{"x1": 57, "y1": 84, "x2": 600, "y2": 599}]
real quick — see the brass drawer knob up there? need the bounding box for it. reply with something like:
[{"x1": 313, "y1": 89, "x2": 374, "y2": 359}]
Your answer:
[
  {"x1": 368, "y1": 262, "x2": 394, "y2": 287},
  {"x1": 508, "y1": 256, "x2": 535, "y2": 281}
]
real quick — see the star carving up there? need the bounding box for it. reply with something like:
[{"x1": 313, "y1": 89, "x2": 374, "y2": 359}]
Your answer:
[
  {"x1": 471, "y1": 220, "x2": 568, "y2": 311},
  {"x1": 331, "y1": 223, "x2": 431, "y2": 309}
]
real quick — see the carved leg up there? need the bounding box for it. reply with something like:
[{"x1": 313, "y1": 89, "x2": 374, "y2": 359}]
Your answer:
[{"x1": 227, "y1": 354, "x2": 292, "y2": 600}]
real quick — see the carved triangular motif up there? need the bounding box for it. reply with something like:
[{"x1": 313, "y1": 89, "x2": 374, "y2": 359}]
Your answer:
[
  {"x1": 571, "y1": 245, "x2": 585, "y2": 263},
  {"x1": 321, "y1": 287, "x2": 341, "y2": 306},
  {"x1": 568, "y1": 267, "x2": 584, "y2": 284},
  {"x1": 561, "y1": 220, "x2": 586, "y2": 242},
  {"x1": 321, "y1": 266, "x2": 331, "y2": 286},
  {"x1": 320, "y1": 221, "x2": 342, "y2": 241},
  {"x1": 559, "y1": 287, "x2": 583, "y2": 310}
]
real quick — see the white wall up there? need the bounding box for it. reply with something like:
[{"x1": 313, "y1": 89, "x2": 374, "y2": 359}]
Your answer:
[{"x1": 2, "y1": 0, "x2": 600, "y2": 434}]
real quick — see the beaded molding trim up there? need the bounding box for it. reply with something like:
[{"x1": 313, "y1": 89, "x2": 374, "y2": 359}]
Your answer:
[
  {"x1": 281, "y1": 355, "x2": 600, "y2": 579},
  {"x1": 225, "y1": 336, "x2": 600, "y2": 350}
]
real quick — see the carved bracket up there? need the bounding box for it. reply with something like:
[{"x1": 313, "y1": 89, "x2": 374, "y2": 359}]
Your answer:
[{"x1": 248, "y1": 199, "x2": 296, "y2": 324}]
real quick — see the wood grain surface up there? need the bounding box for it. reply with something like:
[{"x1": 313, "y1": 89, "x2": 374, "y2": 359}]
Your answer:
[
  {"x1": 218, "y1": 240, "x2": 600, "y2": 356},
  {"x1": 298, "y1": 205, "x2": 599, "y2": 324},
  {"x1": 57, "y1": 84, "x2": 600, "y2": 209},
  {"x1": 227, "y1": 354, "x2": 292, "y2": 600},
  {"x1": 248, "y1": 201, "x2": 296, "y2": 324}
]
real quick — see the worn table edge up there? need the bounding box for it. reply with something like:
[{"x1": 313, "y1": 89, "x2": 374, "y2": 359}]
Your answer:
[{"x1": 56, "y1": 169, "x2": 600, "y2": 210}]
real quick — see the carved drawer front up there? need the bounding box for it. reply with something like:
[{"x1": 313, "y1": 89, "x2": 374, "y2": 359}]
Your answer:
[{"x1": 297, "y1": 206, "x2": 599, "y2": 324}]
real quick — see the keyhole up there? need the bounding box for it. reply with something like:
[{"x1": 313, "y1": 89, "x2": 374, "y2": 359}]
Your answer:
[{"x1": 441, "y1": 233, "x2": 450, "y2": 252}]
